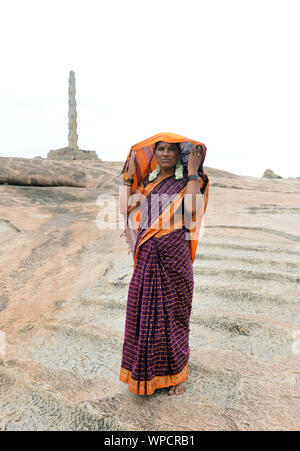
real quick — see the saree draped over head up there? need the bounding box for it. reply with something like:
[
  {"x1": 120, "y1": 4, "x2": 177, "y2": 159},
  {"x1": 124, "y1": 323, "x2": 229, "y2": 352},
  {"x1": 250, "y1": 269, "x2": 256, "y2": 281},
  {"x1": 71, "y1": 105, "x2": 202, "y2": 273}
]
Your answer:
[{"x1": 119, "y1": 132, "x2": 209, "y2": 395}]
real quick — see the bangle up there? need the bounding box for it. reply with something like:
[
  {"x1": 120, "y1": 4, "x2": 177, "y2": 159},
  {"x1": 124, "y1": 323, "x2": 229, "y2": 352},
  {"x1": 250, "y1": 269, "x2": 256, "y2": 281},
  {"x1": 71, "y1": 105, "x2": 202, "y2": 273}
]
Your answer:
[
  {"x1": 187, "y1": 174, "x2": 198, "y2": 182},
  {"x1": 124, "y1": 177, "x2": 134, "y2": 185}
]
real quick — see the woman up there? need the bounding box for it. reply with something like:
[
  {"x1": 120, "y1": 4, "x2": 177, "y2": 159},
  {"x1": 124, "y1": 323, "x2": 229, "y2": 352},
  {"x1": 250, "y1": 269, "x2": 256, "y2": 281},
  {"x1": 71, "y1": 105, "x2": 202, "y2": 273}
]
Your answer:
[{"x1": 119, "y1": 132, "x2": 209, "y2": 396}]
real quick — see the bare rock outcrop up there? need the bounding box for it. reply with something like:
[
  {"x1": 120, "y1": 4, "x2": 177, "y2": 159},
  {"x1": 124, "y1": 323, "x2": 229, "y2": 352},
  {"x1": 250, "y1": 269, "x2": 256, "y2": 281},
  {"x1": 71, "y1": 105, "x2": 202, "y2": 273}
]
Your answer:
[
  {"x1": 0, "y1": 157, "x2": 120, "y2": 188},
  {"x1": 263, "y1": 168, "x2": 282, "y2": 179},
  {"x1": 0, "y1": 158, "x2": 300, "y2": 431}
]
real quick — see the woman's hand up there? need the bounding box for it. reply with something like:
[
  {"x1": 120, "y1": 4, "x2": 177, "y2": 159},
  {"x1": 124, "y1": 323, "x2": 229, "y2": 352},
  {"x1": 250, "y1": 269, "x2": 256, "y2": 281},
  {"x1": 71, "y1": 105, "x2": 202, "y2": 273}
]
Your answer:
[
  {"x1": 127, "y1": 150, "x2": 136, "y2": 178},
  {"x1": 187, "y1": 145, "x2": 203, "y2": 175}
]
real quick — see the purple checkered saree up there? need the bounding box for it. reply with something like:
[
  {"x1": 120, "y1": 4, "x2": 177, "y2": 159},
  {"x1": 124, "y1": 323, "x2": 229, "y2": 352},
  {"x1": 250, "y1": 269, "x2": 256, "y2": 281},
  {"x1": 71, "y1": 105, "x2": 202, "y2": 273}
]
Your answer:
[{"x1": 120, "y1": 173, "x2": 194, "y2": 395}]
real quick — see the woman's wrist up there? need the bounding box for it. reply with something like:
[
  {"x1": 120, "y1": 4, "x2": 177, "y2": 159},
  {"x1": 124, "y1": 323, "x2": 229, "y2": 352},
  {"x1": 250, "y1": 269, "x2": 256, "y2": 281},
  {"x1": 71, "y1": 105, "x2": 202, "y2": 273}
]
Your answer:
[
  {"x1": 187, "y1": 169, "x2": 198, "y2": 177},
  {"x1": 123, "y1": 183, "x2": 132, "y2": 193},
  {"x1": 187, "y1": 168, "x2": 198, "y2": 177}
]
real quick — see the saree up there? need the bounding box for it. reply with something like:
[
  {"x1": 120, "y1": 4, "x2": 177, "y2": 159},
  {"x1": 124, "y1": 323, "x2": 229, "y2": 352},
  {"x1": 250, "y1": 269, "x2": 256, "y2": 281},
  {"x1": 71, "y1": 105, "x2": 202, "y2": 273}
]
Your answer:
[{"x1": 119, "y1": 132, "x2": 209, "y2": 395}]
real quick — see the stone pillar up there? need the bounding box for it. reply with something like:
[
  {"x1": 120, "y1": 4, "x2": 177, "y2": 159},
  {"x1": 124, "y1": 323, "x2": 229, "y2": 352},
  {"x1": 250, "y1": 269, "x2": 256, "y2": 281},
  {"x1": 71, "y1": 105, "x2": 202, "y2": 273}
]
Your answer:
[
  {"x1": 68, "y1": 70, "x2": 79, "y2": 149},
  {"x1": 47, "y1": 70, "x2": 99, "y2": 160}
]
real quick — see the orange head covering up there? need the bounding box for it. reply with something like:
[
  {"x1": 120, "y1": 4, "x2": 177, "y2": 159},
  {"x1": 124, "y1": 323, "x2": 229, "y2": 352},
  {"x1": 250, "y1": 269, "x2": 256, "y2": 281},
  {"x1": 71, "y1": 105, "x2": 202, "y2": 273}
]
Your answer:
[{"x1": 121, "y1": 131, "x2": 209, "y2": 214}]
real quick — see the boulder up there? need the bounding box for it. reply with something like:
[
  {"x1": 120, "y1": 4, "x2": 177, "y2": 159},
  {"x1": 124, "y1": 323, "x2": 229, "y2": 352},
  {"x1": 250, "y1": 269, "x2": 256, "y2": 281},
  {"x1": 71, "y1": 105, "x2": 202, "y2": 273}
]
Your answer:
[{"x1": 263, "y1": 168, "x2": 282, "y2": 179}]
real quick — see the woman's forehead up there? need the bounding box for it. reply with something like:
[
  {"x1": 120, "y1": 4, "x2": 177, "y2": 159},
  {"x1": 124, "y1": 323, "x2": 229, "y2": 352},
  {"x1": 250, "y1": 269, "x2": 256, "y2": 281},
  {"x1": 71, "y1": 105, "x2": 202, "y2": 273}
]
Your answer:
[{"x1": 156, "y1": 141, "x2": 178, "y2": 148}]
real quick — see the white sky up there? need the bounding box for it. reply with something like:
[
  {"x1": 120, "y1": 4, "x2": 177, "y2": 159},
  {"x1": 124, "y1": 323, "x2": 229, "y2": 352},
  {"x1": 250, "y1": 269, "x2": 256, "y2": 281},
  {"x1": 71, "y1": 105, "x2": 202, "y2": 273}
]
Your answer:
[{"x1": 0, "y1": 0, "x2": 299, "y2": 177}]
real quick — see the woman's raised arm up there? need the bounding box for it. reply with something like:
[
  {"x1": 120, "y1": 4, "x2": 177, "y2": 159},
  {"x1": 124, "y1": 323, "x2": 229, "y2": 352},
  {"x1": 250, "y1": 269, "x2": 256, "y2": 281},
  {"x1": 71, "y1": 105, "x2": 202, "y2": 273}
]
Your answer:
[
  {"x1": 119, "y1": 150, "x2": 145, "y2": 216},
  {"x1": 119, "y1": 184, "x2": 144, "y2": 216}
]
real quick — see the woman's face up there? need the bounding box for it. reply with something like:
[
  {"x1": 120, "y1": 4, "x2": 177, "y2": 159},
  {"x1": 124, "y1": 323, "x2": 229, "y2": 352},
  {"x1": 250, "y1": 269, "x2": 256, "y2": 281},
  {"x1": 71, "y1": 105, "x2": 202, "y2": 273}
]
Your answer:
[{"x1": 154, "y1": 141, "x2": 179, "y2": 171}]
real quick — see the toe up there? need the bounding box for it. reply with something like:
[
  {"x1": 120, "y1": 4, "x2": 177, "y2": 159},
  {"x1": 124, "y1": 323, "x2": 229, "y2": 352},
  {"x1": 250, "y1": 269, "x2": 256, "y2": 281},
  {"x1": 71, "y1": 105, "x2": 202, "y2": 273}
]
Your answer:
[
  {"x1": 170, "y1": 383, "x2": 187, "y2": 396},
  {"x1": 176, "y1": 384, "x2": 186, "y2": 395},
  {"x1": 168, "y1": 386, "x2": 176, "y2": 396}
]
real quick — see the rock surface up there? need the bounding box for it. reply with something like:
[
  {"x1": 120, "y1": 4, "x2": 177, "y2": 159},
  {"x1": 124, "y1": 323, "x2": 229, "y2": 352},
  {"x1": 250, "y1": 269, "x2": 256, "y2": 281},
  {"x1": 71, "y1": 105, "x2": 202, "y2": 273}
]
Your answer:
[
  {"x1": 0, "y1": 157, "x2": 118, "y2": 187},
  {"x1": 0, "y1": 158, "x2": 300, "y2": 431},
  {"x1": 47, "y1": 147, "x2": 99, "y2": 160}
]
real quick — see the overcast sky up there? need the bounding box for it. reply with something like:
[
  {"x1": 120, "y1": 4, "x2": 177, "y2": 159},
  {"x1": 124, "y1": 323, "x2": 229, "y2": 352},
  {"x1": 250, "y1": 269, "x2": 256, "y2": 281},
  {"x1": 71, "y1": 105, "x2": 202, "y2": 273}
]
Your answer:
[{"x1": 0, "y1": 0, "x2": 299, "y2": 177}]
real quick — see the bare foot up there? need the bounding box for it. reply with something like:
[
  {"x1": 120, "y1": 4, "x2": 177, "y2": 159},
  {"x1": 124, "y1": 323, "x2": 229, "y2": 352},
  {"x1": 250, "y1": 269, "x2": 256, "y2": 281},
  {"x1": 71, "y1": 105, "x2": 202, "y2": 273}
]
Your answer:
[{"x1": 168, "y1": 382, "x2": 187, "y2": 396}]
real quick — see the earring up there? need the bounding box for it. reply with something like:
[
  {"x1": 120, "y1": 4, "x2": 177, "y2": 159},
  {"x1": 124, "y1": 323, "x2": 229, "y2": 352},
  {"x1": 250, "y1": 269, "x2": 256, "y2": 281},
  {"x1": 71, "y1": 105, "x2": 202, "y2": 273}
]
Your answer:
[
  {"x1": 149, "y1": 164, "x2": 161, "y2": 181},
  {"x1": 175, "y1": 161, "x2": 184, "y2": 180}
]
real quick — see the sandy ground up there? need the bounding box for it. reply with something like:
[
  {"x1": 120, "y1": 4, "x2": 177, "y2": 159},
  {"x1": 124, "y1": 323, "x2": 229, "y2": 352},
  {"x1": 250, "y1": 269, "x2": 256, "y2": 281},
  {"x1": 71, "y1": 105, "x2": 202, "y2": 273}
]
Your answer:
[{"x1": 0, "y1": 157, "x2": 300, "y2": 431}]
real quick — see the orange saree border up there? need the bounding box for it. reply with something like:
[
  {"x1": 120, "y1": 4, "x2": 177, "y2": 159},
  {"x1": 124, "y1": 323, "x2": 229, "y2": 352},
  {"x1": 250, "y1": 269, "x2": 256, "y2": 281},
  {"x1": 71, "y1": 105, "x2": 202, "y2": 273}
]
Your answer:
[
  {"x1": 120, "y1": 363, "x2": 188, "y2": 396},
  {"x1": 133, "y1": 187, "x2": 187, "y2": 269},
  {"x1": 132, "y1": 177, "x2": 209, "y2": 269}
]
